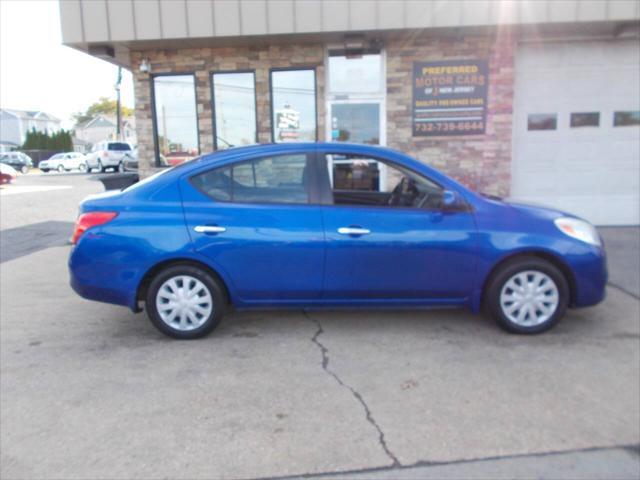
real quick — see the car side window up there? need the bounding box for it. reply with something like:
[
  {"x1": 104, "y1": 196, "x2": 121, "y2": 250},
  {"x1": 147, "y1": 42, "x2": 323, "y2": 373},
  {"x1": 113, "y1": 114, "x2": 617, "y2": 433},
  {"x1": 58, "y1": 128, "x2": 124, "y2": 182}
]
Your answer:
[
  {"x1": 191, "y1": 154, "x2": 310, "y2": 204},
  {"x1": 326, "y1": 154, "x2": 444, "y2": 209}
]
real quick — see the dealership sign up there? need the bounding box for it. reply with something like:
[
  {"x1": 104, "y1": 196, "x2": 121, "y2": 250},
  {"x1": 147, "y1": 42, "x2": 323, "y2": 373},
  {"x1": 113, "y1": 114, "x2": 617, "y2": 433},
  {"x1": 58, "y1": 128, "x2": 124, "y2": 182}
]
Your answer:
[{"x1": 412, "y1": 59, "x2": 488, "y2": 136}]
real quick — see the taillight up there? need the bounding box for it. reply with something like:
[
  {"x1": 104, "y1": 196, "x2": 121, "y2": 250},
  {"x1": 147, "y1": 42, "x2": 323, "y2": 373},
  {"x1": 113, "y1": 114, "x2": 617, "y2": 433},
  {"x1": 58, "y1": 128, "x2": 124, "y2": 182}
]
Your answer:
[{"x1": 71, "y1": 211, "x2": 117, "y2": 244}]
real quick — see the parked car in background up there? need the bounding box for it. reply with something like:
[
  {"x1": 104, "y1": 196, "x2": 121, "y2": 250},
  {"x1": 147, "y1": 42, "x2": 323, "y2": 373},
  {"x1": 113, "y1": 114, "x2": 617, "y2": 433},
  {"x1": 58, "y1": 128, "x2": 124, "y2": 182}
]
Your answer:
[
  {"x1": 39, "y1": 152, "x2": 87, "y2": 173},
  {"x1": 122, "y1": 149, "x2": 138, "y2": 172},
  {"x1": 85, "y1": 141, "x2": 133, "y2": 173},
  {"x1": 69, "y1": 143, "x2": 607, "y2": 339},
  {"x1": 122, "y1": 149, "x2": 169, "y2": 172},
  {"x1": 165, "y1": 151, "x2": 195, "y2": 166},
  {"x1": 0, "y1": 163, "x2": 18, "y2": 184},
  {"x1": 0, "y1": 152, "x2": 33, "y2": 174}
]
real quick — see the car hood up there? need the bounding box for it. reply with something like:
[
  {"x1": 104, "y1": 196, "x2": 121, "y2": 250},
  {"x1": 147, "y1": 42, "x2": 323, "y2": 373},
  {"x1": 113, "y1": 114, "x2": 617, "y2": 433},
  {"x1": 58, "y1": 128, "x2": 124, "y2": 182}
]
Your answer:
[
  {"x1": 503, "y1": 198, "x2": 577, "y2": 221},
  {"x1": 480, "y1": 193, "x2": 577, "y2": 222}
]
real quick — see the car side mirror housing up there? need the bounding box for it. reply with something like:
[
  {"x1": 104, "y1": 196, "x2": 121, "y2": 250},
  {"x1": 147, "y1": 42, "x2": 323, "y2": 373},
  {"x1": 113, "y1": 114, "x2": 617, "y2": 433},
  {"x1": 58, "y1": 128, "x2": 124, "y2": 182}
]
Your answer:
[
  {"x1": 442, "y1": 190, "x2": 457, "y2": 207},
  {"x1": 440, "y1": 189, "x2": 467, "y2": 212}
]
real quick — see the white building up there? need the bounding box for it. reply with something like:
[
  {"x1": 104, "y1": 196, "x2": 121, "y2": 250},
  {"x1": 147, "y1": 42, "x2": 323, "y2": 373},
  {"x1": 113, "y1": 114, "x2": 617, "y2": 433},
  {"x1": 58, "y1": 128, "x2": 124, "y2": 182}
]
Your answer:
[
  {"x1": 0, "y1": 109, "x2": 62, "y2": 152},
  {"x1": 73, "y1": 115, "x2": 137, "y2": 150}
]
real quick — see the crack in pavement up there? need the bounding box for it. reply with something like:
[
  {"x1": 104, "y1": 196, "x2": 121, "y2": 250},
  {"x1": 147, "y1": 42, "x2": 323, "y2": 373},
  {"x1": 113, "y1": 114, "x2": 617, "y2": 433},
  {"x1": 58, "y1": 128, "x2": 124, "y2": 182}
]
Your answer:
[{"x1": 303, "y1": 310, "x2": 400, "y2": 468}]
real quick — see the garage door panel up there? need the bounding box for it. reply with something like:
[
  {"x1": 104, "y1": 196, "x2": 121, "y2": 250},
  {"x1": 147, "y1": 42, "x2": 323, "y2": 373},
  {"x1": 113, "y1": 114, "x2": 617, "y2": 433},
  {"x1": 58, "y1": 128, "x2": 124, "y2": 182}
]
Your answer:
[
  {"x1": 514, "y1": 194, "x2": 640, "y2": 226},
  {"x1": 513, "y1": 40, "x2": 640, "y2": 225}
]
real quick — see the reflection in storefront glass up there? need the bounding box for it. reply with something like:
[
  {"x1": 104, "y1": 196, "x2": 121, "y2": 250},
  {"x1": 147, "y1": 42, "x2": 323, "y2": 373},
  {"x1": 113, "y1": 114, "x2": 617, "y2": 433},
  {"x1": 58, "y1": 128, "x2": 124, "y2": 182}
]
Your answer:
[
  {"x1": 212, "y1": 72, "x2": 257, "y2": 149},
  {"x1": 153, "y1": 75, "x2": 199, "y2": 165},
  {"x1": 328, "y1": 54, "x2": 383, "y2": 94},
  {"x1": 331, "y1": 103, "x2": 380, "y2": 144},
  {"x1": 271, "y1": 70, "x2": 317, "y2": 142}
]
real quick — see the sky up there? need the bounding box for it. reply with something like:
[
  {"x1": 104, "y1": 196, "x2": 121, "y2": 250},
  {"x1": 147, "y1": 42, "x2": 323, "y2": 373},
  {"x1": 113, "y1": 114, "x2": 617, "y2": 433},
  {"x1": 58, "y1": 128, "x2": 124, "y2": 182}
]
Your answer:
[{"x1": 0, "y1": 0, "x2": 134, "y2": 129}]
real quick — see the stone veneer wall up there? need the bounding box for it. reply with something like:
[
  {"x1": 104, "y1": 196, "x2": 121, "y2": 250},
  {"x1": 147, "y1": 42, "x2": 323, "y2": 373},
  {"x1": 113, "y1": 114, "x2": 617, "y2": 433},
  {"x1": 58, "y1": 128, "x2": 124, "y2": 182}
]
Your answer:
[
  {"x1": 130, "y1": 45, "x2": 325, "y2": 177},
  {"x1": 386, "y1": 30, "x2": 516, "y2": 196},
  {"x1": 131, "y1": 30, "x2": 515, "y2": 195}
]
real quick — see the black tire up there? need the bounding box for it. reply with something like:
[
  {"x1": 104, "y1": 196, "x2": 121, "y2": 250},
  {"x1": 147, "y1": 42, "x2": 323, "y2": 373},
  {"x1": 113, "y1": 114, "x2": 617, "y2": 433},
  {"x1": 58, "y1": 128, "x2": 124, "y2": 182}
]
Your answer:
[
  {"x1": 41, "y1": 169, "x2": 49, "y2": 173},
  {"x1": 20, "y1": 165, "x2": 28, "y2": 174},
  {"x1": 98, "y1": 160, "x2": 106, "y2": 173},
  {"x1": 78, "y1": 163, "x2": 87, "y2": 173},
  {"x1": 145, "y1": 264, "x2": 226, "y2": 339},
  {"x1": 57, "y1": 164, "x2": 65, "y2": 173},
  {"x1": 485, "y1": 257, "x2": 569, "y2": 334}
]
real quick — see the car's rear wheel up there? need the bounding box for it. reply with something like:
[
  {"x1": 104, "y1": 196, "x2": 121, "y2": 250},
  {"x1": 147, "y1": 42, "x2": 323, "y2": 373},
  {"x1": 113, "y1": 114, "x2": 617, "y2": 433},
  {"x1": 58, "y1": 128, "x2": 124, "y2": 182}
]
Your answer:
[
  {"x1": 485, "y1": 257, "x2": 569, "y2": 334},
  {"x1": 145, "y1": 265, "x2": 226, "y2": 339},
  {"x1": 98, "y1": 160, "x2": 105, "y2": 173},
  {"x1": 57, "y1": 164, "x2": 64, "y2": 173},
  {"x1": 41, "y1": 168, "x2": 49, "y2": 173},
  {"x1": 78, "y1": 163, "x2": 87, "y2": 173},
  {"x1": 20, "y1": 165, "x2": 28, "y2": 174}
]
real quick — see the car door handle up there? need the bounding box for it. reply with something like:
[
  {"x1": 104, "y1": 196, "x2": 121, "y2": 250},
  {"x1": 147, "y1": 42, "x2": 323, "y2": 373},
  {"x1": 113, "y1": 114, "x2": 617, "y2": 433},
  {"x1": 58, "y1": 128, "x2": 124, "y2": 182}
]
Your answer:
[
  {"x1": 194, "y1": 225, "x2": 226, "y2": 234},
  {"x1": 337, "y1": 227, "x2": 371, "y2": 236}
]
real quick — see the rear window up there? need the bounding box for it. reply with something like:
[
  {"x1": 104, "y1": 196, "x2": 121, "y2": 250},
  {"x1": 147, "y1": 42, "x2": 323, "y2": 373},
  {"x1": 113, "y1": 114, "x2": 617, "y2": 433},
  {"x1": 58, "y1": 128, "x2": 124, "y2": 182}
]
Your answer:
[
  {"x1": 108, "y1": 142, "x2": 131, "y2": 151},
  {"x1": 50, "y1": 154, "x2": 65, "y2": 160}
]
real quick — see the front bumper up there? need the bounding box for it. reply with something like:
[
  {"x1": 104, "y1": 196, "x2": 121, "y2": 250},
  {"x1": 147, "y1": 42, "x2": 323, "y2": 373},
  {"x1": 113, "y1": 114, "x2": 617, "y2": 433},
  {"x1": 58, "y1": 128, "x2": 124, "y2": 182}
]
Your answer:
[{"x1": 567, "y1": 243, "x2": 608, "y2": 308}]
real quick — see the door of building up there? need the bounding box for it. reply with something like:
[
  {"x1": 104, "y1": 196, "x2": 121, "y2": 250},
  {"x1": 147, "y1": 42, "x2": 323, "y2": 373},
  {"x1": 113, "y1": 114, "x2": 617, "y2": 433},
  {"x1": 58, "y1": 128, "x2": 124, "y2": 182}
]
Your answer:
[{"x1": 325, "y1": 50, "x2": 387, "y2": 186}]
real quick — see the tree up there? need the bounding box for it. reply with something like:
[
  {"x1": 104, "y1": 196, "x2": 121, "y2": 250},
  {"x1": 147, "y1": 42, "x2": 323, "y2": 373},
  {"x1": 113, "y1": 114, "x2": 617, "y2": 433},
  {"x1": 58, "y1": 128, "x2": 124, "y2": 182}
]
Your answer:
[
  {"x1": 72, "y1": 97, "x2": 134, "y2": 125},
  {"x1": 21, "y1": 128, "x2": 73, "y2": 151}
]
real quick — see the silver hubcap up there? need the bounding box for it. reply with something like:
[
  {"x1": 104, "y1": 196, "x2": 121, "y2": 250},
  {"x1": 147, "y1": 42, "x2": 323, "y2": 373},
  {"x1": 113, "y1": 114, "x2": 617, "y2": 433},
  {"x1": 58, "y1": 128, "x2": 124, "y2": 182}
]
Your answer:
[
  {"x1": 500, "y1": 270, "x2": 559, "y2": 327},
  {"x1": 156, "y1": 275, "x2": 213, "y2": 331}
]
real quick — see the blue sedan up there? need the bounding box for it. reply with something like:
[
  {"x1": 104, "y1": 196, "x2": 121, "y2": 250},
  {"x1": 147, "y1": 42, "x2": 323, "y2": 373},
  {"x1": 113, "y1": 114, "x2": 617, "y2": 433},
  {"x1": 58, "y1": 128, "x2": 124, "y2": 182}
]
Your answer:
[{"x1": 69, "y1": 143, "x2": 607, "y2": 339}]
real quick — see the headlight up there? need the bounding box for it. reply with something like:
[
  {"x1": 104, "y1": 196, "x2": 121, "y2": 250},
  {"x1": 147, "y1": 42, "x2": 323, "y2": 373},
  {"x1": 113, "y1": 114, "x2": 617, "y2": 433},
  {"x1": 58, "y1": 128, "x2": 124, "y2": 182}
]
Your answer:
[{"x1": 554, "y1": 217, "x2": 601, "y2": 246}]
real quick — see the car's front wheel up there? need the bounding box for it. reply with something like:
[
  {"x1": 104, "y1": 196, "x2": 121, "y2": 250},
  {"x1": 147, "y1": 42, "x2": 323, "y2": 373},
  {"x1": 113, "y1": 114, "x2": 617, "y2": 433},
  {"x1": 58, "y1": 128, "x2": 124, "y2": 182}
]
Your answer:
[
  {"x1": 145, "y1": 264, "x2": 226, "y2": 339},
  {"x1": 485, "y1": 257, "x2": 569, "y2": 334},
  {"x1": 98, "y1": 160, "x2": 105, "y2": 173}
]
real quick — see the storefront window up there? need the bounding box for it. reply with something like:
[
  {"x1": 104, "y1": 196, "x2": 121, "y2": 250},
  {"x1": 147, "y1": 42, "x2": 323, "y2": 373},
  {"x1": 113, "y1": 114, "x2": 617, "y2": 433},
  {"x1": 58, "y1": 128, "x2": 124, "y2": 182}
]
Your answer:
[
  {"x1": 331, "y1": 103, "x2": 380, "y2": 144},
  {"x1": 152, "y1": 75, "x2": 199, "y2": 166},
  {"x1": 328, "y1": 53, "x2": 383, "y2": 94},
  {"x1": 212, "y1": 72, "x2": 257, "y2": 149},
  {"x1": 270, "y1": 69, "x2": 317, "y2": 143}
]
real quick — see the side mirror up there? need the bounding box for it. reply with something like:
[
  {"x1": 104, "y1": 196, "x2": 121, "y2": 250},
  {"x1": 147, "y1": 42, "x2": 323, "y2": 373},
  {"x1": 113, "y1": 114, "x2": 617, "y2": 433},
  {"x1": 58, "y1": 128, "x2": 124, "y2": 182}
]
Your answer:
[{"x1": 441, "y1": 189, "x2": 457, "y2": 207}]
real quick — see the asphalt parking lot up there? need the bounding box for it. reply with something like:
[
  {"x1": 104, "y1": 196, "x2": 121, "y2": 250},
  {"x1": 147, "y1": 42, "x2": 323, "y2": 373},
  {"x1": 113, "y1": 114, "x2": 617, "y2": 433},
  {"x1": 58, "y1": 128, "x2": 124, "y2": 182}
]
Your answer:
[{"x1": 1, "y1": 173, "x2": 639, "y2": 479}]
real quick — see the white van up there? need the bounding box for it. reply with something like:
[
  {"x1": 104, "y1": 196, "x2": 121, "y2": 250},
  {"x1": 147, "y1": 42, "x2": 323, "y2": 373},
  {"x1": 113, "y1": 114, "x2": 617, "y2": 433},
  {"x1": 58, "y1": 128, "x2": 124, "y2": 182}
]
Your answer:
[{"x1": 86, "y1": 141, "x2": 133, "y2": 173}]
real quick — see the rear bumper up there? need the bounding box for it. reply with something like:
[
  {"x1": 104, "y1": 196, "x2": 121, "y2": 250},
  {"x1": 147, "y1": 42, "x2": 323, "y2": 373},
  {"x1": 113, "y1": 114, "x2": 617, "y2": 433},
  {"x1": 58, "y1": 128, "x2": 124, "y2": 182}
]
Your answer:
[{"x1": 68, "y1": 243, "x2": 139, "y2": 310}]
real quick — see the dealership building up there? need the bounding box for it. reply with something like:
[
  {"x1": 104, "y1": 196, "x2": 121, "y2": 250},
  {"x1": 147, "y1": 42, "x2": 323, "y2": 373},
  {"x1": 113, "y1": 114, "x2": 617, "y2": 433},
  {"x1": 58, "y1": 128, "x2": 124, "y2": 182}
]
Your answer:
[{"x1": 60, "y1": 0, "x2": 640, "y2": 225}]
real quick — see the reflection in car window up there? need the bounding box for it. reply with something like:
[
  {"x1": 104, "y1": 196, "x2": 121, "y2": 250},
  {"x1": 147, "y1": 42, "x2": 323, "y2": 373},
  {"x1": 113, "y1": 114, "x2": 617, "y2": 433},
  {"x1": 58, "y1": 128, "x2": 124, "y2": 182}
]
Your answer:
[
  {"x1": 192, "y1": 154, "x2": 310, "y2": 204},
  {"x1": 327, "y1": 154, "x2": 443, "y2": 209}
]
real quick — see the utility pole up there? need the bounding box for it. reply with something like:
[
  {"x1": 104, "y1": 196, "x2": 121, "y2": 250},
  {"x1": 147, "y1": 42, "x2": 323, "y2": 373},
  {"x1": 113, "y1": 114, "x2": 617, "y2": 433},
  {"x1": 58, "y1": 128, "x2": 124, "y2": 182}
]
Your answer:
[{"x1": 115, "y1": 67, "x2": 122, "y2": 140}]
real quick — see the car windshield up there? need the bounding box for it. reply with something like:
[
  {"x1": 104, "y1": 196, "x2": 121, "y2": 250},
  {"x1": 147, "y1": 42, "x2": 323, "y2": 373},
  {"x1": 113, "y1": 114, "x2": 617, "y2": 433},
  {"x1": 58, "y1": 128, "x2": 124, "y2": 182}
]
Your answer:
[{"x1": 108, "y1": 143, "x2": 130, "y2": 151}]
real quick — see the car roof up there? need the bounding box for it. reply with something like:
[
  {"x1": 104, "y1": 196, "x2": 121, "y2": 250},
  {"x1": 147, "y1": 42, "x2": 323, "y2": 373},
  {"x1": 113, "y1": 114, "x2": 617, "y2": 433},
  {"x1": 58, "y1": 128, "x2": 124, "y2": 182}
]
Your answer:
[{"x1": 195, "y1": 142, "x2": 402, "y2": 164}]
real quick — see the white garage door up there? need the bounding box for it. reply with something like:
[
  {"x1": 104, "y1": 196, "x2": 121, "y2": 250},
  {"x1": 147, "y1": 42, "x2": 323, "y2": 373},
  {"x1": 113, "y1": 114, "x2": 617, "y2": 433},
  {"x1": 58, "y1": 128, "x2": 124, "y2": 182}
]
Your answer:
[{"x1": 512, "y1": 40, "x2": 640, "y2": 226}]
